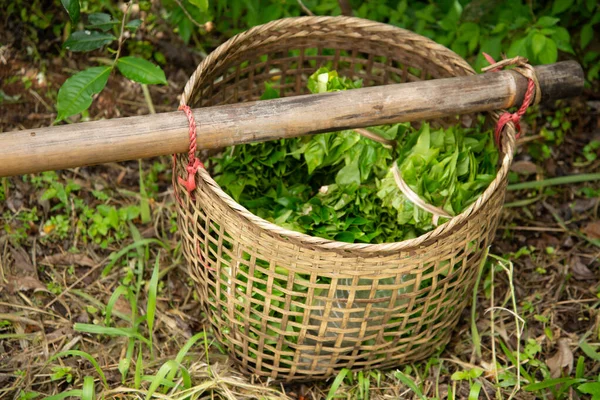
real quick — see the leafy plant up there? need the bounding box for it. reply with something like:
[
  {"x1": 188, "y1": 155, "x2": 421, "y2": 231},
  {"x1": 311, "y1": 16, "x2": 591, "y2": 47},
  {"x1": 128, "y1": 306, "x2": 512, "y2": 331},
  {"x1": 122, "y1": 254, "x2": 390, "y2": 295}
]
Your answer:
[
  {"x1": 50, "y1": 366, "x2": 73, "y2": 384},
  {"x1": 56, "y1": 1, "x2": 167, "y2": 122}
]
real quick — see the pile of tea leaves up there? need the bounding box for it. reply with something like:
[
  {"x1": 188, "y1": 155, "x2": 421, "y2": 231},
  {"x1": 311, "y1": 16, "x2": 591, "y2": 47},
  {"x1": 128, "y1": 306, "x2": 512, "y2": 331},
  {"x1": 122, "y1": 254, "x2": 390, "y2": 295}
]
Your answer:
[{"x1": 208, "y1": 68, "x2": 499, "y2": 243}]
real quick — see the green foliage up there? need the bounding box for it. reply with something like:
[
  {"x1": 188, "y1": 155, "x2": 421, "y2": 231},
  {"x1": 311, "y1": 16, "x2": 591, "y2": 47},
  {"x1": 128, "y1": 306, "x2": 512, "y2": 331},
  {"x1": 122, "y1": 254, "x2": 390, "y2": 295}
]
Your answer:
[
  {"x1": 116, "y1": 56, "x2": 167, "y2": 85},
  {"x1": 56, "y1": 66, "x2": 111, "y2": 122},
  {"x1": 43, "y1": 215, "x2": 70, "y2": 240},
  {"x1": 211, "y1": 68, "x2": 498, "y2": 243},
  {"x1": 63, "y1": 31, "x2": 116, "y2": 52},
  {"x1": 56, "y1": 1, "x2": 167, "y2": 122},
  {"x1": 50, "y1": 366, "x2": 73, "y2": 384},
  {"x1": 61, "y1": 0, "x2": 80, "y2": 24}
]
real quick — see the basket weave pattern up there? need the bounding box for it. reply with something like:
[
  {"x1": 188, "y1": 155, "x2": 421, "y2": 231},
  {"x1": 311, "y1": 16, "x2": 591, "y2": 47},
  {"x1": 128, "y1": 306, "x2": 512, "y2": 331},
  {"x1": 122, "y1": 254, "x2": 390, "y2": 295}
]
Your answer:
[{"x1": 174, "y1": 17, "x2": 515, "y2": 381}]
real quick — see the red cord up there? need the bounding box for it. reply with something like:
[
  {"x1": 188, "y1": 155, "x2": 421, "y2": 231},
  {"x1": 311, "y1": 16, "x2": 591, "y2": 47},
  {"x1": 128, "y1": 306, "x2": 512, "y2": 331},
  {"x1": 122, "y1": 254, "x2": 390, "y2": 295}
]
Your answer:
[
  {"x1": 483, "y1": 53, "x2": 536, "y2": 148},
  {"x1": 176, "y1": 104, "x2": 204, "y2": 194}
]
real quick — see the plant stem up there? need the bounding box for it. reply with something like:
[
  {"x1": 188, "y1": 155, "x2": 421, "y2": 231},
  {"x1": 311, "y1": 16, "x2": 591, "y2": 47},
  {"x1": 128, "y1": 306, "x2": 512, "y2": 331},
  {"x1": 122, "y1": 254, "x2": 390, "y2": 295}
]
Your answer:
[
  {"x1": 114, "y1": 2, "x2": 133, "y2": 65},
  {"x1": 141, "y1": 84, "x2": 156, "y2": 114},
  {"x1": 507, "y1": 173, "x2": 600, "y2": 191},
  {"x1": 297, "y1": 0, "x2": 314, "y2": 15},
  {"x1": 173, "y1": 0, "x2": 206, "y2": 29}
]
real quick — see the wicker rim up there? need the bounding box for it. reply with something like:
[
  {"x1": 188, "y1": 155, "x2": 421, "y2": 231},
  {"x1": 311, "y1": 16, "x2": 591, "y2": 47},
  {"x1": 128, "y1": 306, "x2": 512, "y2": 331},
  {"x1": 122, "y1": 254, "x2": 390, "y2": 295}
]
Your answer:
[{"x1": 179, "y1": 16, "x2": 516, "y2": 253}]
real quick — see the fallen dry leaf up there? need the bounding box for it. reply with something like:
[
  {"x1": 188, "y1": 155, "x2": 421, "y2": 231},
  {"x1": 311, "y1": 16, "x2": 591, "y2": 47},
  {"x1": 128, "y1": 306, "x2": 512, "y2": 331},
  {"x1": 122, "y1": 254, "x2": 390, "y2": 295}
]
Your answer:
[
  {"x1": 510, "y1": 160, "x2": 538, "y2": 175},
  {"x1": 113, "y1": 296, "x2": 132, "y2": 317},
  {"x1": 42, "y1": 253, "x2": 96, "y2": 267},
  {"x1": 9, "y1": 246, "x2": 36, "y2": 277},
  {"x1": 3, "y1": 275, "x2": 45, "y2": 294},
  {"x1": 571, "y1": 256, "x2": 596, "y2": 281},
  {"x1": 572, "y1": 198, "x2": 598, "y2": 214},
  {"x1": 546, "y1": 338, "x2": 573, "y2": 378},
  {"x1": 582, "y1": 221, "x2": 600, "y2": 239}
]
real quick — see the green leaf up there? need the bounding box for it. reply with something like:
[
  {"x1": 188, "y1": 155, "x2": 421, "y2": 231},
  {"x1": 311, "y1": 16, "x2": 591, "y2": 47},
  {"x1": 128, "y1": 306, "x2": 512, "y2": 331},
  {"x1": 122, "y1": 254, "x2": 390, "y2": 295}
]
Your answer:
[
  {"x1": 581, "y1": 24, "x2": 594, "y2": 49},
  {"x1": 334, "y1": 232, "x2": 355, "y2": 243},
  {"x1": 64, "y1": 31, "x2": 116, "y2": 52},
  {"x1": 135, "y1": 347, "x2": 143, "y2": 389},
  {"x1": 539, "y1": 38, "x2": 558, "y2": 64},
  {"x1": 475, "y1": 35, "x2": 503, "y2": 72},
  {"x1": 468, "y1": 381, "x2": 482, "y2": 400},
  {"x1": 456, "y1": 22, "x2": 480, "y2": 53},
  {"x1": 260, "y1": 82, "x2": 280, "y2": 100},
  {"x1": 586, "y1": 0, "x2": 597, "y2": 12},
  {"x1": 552, "y1": 27, "x2": 575, "y2": 54},
  {"x1": 579, "y1": 341, "x2": 600, "y2": 361},
  {"x1": 81, "y1": 376, "x2": 96, "y2": 400},
  {"x1": 126, "y1": 19, "x2": 142, "y2": 32},
  {"x1": 336, "y1": 158, "x2": 361, "y2": 185},
  {"x1": 524, "y1": 377, "x2": 585, "y2": 391},
  {"x1": 165, "y1": 332, "x2": 207, "y2": 384},
  {"x1": 147, "y1": 258, "x2": 160, "y2": 337},
  {"x1": 146, "y1": 361, "x2": 191, "y2": 399},
  {"x1": 451, "y1": 370, "x2": 469, "y2": 381},
  {"x1": 56, "y1": 66, "x2": 111, "y2": 122},
  {"x1": 532, "y1": 33, "x2": 547, "y2": 56},
  {"x1": 86, "y1": 13, "x2": 118, "y2": 32},
  {"x1": 49, "y1": 350, "x2": 108, "y2": 388},
  {"x1": 61, "y1": 0, "x2": 80, "y2": 24},
  {"x1": 578, "y1": 382, "x2": 600, "y2": 397},
  {"x1": 394, "y1": 371, "x2": 426, "y2": 399},
  {"x1": 74, "y1": 323, "x2": 151, "y2": 345},
  {"x1": 104, "y1": 285, "x2": 131, "y2": 325},
  {"x1": 507, "y1": 37, "x2": 528, "y2": 59},
  {"x1": 43, "y1": 390, "x2": 83, "y2": 400},
  {"x1": 189, "y1": 0, "x2": 209, "y2": 12},
  {"x1": 536, "y1": 16, "x2": 560, "y2": 28},
  {"x1": 552, "y1": 0, "x2": 574, "y2": 14},
  {"x1": 116, "y1": 56, "x2": 167, "y2": 85},
  {"x1": 326, "y1": 368, "x2": 350, "y2": 400}
]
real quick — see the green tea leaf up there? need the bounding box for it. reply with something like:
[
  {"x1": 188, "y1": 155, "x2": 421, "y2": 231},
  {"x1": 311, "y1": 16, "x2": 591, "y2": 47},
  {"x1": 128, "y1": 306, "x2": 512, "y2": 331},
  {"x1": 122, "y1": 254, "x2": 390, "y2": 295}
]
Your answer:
[
  {"x1": 116, "y1": 57, "x2": 167, "y2": 85},
  {"x1": 64, "y1": 31, "x2": 116, "y2": 52},
  {"x1": 86, "y1": 13, "x2": 118, "y2": 31},
  {"x1": 61, "y1": 0, "x2": 80, "y2": 24},
  {"x1": 56, "y1": 66, "x2": 112, "y2": 122},
  {"x1": 336, "y1": 158, "x2": 361, "y2": 185}
]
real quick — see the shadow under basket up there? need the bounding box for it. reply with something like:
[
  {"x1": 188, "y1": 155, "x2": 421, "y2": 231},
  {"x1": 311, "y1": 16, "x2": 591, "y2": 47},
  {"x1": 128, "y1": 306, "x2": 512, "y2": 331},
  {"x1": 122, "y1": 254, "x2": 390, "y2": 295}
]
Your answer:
[{"x1": 174, "y1": 16, "x2": 516, "y2": 382}]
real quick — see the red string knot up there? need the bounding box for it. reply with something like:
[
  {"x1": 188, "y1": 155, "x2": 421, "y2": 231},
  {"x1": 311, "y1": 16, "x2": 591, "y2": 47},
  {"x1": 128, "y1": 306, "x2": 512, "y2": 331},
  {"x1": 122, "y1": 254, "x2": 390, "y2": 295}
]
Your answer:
[
  {"x1": 176, "y1": 104, "x2": 204, "y2": 194},
  {"x1": 481, "y1": 53, "x2": 541, "y2": 150}
]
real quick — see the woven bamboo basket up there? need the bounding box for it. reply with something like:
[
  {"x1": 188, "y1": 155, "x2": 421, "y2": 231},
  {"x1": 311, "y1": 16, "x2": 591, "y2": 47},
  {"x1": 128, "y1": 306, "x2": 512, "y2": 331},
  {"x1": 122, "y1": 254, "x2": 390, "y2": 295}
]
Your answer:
[{"x1": 174, "y1": 16, "x2": 516, "y2": 381}]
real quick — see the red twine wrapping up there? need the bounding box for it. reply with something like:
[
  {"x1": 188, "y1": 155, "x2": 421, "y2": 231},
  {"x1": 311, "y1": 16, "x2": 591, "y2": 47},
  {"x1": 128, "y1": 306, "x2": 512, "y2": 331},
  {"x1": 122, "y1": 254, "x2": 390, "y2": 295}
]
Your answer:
[
  {"x1": 482, "y1": 52, "x2": 538, "y2": 149},
  {"x1": 176, "y1": 104, "x2": 204, "y2": 194}
]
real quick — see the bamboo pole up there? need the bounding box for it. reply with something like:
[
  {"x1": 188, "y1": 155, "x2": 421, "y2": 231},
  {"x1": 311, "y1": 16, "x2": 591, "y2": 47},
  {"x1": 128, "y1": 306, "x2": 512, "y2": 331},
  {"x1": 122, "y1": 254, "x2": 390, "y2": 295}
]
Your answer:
[{"x1": 0, "y1": 61, "x2": 583, "y2": 177}]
